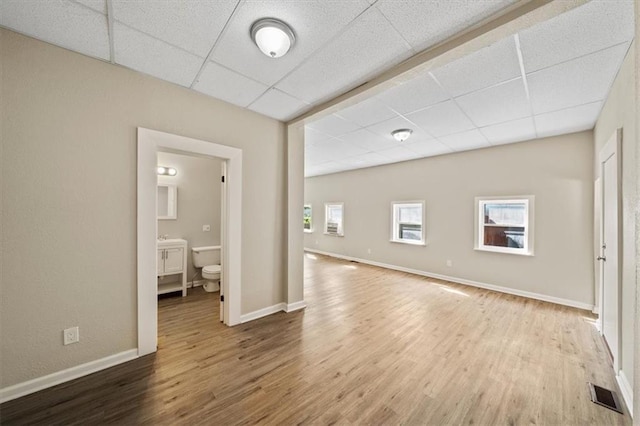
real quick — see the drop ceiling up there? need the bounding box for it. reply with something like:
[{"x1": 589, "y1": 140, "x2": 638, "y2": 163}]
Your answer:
[
  {"x1": 305, "y1": 0, "x2": 634, "y2": 177},
  {"x1": 0, "y1": 0, "x2": 634, "y2": 178},
  {"x1": 0, "y1": 0, "x2": 516, "y2": 121}
]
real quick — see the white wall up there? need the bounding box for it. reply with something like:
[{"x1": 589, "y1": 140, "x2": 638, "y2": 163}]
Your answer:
[
  {"x1": 305, "y1": 131, "x2": 594, "y2": 307},
  {"x1": 157, "y1": 152, "x2": 222, "y2": 281},
  {"x1": 594, "y1": 41, "x2": 636, "y2": 410},
  {"x1": 0, "y1": 29, "x2": 287, "y2": 388}
]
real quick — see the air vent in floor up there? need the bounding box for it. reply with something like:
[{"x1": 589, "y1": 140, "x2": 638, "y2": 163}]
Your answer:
[{"x1": 588, "y1": 382, "x2": 623, "y2": 414}]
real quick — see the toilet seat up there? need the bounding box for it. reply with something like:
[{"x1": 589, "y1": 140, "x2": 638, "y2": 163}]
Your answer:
[{"x1": 203, "y1": 264, "x2": 221, "y2": 274}]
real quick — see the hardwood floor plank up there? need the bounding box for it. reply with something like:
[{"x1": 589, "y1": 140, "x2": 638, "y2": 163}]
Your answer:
[{"x1": 0, "y1": 253, "x2": 631, "y2": 425}]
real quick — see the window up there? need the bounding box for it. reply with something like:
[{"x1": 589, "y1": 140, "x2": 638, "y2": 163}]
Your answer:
[
  {"x1": 324, "y1": 203, "x2": 344, "y2": 236},
  {"x1": 475, "y1": 196, "x2": 534, "y2": 255},
  {"x1": 303, "y1": 204, "x2": 313, "y2": 232},
  {"x1": 391, "y1": 201, "x2": 425, "y2": 245}
]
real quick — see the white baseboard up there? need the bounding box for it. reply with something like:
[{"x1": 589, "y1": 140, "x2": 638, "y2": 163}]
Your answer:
[
  {"x1": 616, "y1": 369, "x2": 634, "y2": 417},
  {"x1": 305, "y1": 248, "x2": 594, "y2": 311},
  {"x1": 240, "y1": 300, "x2": 307, "y2": 323},
  {"x1": 0, "y1": 349, "x2": 138, "y2": 404},
  {"x1": 240, "y1": 303, "x2": 286, "y2": 323},
  {"x1": 189, "y1": 279, "x2": 205, "y2": 288},
  {"x1": 286, "y1": 300, "x2": 307, "y2": 312}
]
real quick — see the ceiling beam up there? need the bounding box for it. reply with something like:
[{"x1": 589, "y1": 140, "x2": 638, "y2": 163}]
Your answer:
[{"x1": 287, "y1": 0, "x2": 589, "y2": 126}]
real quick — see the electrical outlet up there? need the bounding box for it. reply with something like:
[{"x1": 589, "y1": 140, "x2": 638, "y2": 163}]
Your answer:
[
  {"x1": 202, "y1": 225, "x2": 210, "y2": 232},
  {"x1": 446, "y1": 260, "x2": 453, "y2": 267},
  {"x1": 315, "y1": 240, "x2": 319, "y2": 245},
  {"x1": 367, "y1": 248, "x2": 372, "y2": 254},
  {"x1": 63, "y1": 326, "x2": 79, "y2": 345}
]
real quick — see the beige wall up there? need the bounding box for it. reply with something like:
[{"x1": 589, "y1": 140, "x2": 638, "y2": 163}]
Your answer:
[
  {"x1": 305, "y1": 132, "x2": 594, "y2": 306},
  {"x1": 157, "y1": 152, "x2": 222, "y2": 281},
  {"x1": 0, "y1": 29, "x2": 286, "y2": 388},
  {"x1": 594, "y1": 42, "x2": 636, "y2": 405}
]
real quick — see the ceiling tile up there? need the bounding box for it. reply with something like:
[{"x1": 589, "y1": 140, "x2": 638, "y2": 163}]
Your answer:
[
  {"x1": 306, "y1": 141, "x2": 342, "y2": 165},
  {"x1": 519, "y1": 0, "x2": 634, "y2": 73},
  {"x1": 193, "y1": 61, "x2": 268, "y2": 108},
  {"x1": 376, "y1": 146, "x2": 419, "y2": 162},
  {"x1": 0, "y1": 0, "x2": 110, "y2": 60},
  {"x1": 307, "y1": 114, "x2": 361, "y2": 137},
  {"x1": 337, "y1": 98, "x2": 397, "y2": 128},
  {"x1": 365, "y1": 115, "x2": 433, "y2": 142},
  {"x1": 480, "y1": 117, "x2": 536, "y2": 145},
  {"x1": 438, "y1": 129, "x2": 490, "y2": 152},
  {"x1": 404, "y1": 139, "x2": 453, "y2": 157},
  {"x1": 321, "y1": 138, "x2": 370, "y2": 159},
  {"x1": 248, "y1": 89, "x2": 309, "y2": 121},
  {"x1": 276, "y1": 7, "x2": 413, "y2": 104},
  {"x1": 528, "y1": 43, "x2": 629, "y2": 115},
  {"x1": 405, "y1": 100, "x2": 475, "y2": 137},
  {"x1": 455, "y1": 78, "x2": 530, "y2": 127},
  {"x1": 338, "y1": 129, "x2": 397, "y2": 152},
  {"x1": 376, "y1": 74, "x2": 449, "y2": 114},
  {"x1": 305, "y1": 127, "x2": 333, "y2": 147},
  {"x1": 74, "y1": 0, "x2": 107, "y2": 14},
  {"x1": 111, "y1": 0, "x2": 237, "y2": 58},
  {"x1": 308, "y1": 161, "x2": 350, "y2": 176},
  {"x1": 113, "y1": 23, "x2": 204, "y2": 87},
  {"x1": 534, "y1": 101, "x2": 603, "y2": 138},
  {"x1": 211, "y1": 0, "x2": 370, "y2": 87},
  {"x1": 375, "y1": 0, "x2": 517, "y2": 52},
  {"x1": 431, "y1": 36, "x2": 521, "y2": 97},
  {"x1": 338, "y1": 152, "x2": 389, "y2": 168}
]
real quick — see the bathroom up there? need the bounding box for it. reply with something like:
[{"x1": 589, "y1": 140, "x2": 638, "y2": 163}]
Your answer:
[{"x1": 157, "y1": 151, "x2": 223, "y2": 301}]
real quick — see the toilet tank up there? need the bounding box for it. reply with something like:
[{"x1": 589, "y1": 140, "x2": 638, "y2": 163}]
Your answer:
[{"x1": 191, "y1": 246, "x2": 221, "y2": 267}]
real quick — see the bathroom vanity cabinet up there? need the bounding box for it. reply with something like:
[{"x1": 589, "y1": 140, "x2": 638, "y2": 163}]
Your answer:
[{"x1": 157, "y1": 239, "x2": 187, "y2": 297}]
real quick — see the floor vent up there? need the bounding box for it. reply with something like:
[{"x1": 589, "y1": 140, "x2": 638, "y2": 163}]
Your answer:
[{"x1": 588, "y1": 383, "x2": 623, "y2": 414}]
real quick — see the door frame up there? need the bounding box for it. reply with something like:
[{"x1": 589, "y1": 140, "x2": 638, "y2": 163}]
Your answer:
[
  {"x1": 137, "y1": 127, "x2": 243, "y2": 356},
  {"x1": 597, "y1": 128, "x2": 622, "y2": 372}
]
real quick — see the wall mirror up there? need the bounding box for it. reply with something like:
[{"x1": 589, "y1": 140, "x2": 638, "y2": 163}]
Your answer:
[{"x1": 157, "y1": 183, "x2": 177, "y2": 220}]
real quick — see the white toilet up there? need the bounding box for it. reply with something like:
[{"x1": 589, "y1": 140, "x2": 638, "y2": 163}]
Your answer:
[{"x1": 191, "y1": 246, "x2": 221, "y2": 292}]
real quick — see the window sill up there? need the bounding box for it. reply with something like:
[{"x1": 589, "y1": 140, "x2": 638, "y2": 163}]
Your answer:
[
  {"x1": 474, "y1": 247, "x2": 534, "y2": 256},
  {"x1": 304, "y1": 229, "x2": 313, "y2": 234},
  {"x1": 324, "y1": 232, "x2": 344, "y2": 237},
  {"x1": 390, "y1": 239, "x2": 426, "y2": 247}
]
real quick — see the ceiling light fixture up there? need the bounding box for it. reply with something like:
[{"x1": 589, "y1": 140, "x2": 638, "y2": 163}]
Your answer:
[
  {"x1": 250, "y1": 18, "x2": 296, "y2": 58},
  {"x1": 157, "y1": 166, "x2": 177, "y2": 176},
  {"x1": 391, "y1": 128, "x2": 413, "y2": 142}
]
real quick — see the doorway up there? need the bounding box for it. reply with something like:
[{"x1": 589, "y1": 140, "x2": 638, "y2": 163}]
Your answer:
[
  {"x1": 598, "y1": 129, "x2": 621, "y2": 372},
  {"x1": 137, "y1": 128, "x2": 243, "y2": 357}
]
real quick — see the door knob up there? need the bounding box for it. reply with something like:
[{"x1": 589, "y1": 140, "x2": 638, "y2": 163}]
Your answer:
[{"x1": 597, "y1": 256, "x2": 606, "y2": 261}]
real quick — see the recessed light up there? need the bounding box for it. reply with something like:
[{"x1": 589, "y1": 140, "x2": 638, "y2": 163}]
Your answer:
[
  {"x1": 391, "y1": 128, "x2": 413, "y2": 142},
  {"x1": 250, "y1": 18, "x2": 296, "y2": 58}
]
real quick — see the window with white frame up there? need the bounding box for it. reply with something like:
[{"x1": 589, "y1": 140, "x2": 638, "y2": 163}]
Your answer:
[
  {"x1": 303, "y1": 204, "x2": 313, "y2": 232},
  {"x1": 324, "y1": 203, "x2": 344, "y2": 236},
  {"x1": 391, "y1": 201, "x2": 425, "y2": 245},
  {"x1": 475, "y1": 196, "x2": 534, "y2": 255}
]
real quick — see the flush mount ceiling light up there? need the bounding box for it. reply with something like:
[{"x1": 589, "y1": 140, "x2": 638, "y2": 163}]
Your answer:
[
  {"x1": 157, "y1": 166, "x2": 177, "y2": 176},
  {"x1": 250, "y1": 18, "x2": 296, "y2": 58},
  {"x1": 391, "y1": 128, "x2": 413, "y2": 142}
]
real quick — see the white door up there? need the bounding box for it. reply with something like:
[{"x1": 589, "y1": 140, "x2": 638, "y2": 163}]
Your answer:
[
  {"x1": 599, "y1": 130, "x2": 620, "y2": 372},
  {"x1": 164, "y1": 248, "x2": 184, "y2": 274},
  {"x1": 220, "y1": 162, "x2": 227, "y2": 322}
]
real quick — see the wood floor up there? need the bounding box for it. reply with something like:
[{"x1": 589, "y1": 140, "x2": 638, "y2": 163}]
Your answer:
[{"x1": 1, "y1": 253, "x2": 631, "y2": 425}]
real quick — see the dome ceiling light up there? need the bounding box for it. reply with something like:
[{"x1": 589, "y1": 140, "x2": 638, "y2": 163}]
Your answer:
[
  {"x1": 391, "y1": 128, "x2": 413, "y2": 142},
  {"x1": 250, "y1": 18, "x2": 296, "y2": 58}
]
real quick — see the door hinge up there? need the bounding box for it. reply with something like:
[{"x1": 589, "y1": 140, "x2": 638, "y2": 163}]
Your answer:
[
  {"x1": 220, "y1": 295, "x2": 224, "y2": 302},
  {"x1": 221, "y1": 176, "x2": 225, "y2": 183}
]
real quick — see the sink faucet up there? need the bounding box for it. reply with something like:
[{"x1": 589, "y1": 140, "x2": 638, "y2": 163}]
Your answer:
[{"x1": 158, "y1": 234, "x2": 169, "y2": 241}]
